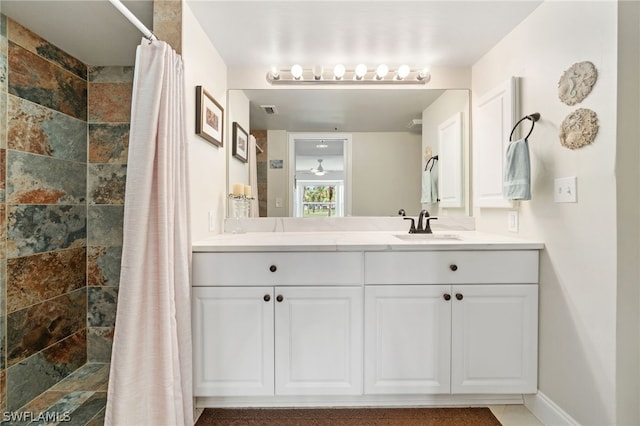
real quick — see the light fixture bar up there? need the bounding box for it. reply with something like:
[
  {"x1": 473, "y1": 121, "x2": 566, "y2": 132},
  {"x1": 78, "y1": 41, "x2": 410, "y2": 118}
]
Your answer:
[{"x1": 266, "y1": 65, "x2": 430, "y2": 85}]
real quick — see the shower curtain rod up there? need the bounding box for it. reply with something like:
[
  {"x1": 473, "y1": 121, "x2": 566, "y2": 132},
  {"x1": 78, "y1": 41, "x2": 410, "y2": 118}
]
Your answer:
[{"x1": 108, "y1": 0, "x2": 158, "y2": 41}]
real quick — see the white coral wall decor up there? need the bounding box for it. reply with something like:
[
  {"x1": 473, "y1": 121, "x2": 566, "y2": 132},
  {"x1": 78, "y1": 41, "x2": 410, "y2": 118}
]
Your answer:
[
  {"x1": 559, "y1": 108, "x2": 599, "y2": 150},
  {"x1": 558, "y1": 61, "x2": 598, "y2": 106}
]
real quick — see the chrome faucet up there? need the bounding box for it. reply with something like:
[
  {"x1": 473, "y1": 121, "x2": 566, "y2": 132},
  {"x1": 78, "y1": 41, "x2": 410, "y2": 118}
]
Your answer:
[{"x1": 404, "y1": 210, "x2": 438, "y2": 234}]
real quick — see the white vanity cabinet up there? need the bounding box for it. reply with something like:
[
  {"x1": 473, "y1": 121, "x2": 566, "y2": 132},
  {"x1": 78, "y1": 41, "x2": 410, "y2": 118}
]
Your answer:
[
  {"x1": 192, "y1": 238, "x2": 542, "y2": 407},
  {"x1": 364, "y1": 251, "x2": 538, "y2": 395},
  {"x1": 192, "y1": 252, "x2": 364, "y2": 397}
]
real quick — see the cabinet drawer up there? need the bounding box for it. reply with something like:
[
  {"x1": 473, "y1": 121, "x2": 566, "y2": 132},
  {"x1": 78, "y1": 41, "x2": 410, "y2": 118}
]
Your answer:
[
  {"x1": 193, "y1": 252, "x2": 363, "y2": 286},
  {"x1": 364, "y1": 251, "x2": 538, "y2": 284}
]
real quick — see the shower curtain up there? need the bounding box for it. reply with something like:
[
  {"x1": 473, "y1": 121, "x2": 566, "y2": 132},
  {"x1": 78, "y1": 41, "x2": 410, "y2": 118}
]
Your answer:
[{"x1": 105, "y1": 39, "x2": 193, "y2": 426}]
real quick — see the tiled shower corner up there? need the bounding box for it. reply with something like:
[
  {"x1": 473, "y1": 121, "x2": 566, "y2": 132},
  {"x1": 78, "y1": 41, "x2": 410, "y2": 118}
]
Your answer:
[{"x1": 0, "y1": 14, "x2": 131, "y2": 425}]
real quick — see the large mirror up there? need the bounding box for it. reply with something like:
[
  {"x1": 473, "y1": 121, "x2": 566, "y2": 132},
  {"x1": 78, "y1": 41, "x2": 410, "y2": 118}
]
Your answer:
[{"x1": 228, "y1": 88, "x2": 470, "y2": 217}]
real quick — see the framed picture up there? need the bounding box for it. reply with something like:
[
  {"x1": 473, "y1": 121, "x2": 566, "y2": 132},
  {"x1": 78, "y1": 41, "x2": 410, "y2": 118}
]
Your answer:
[
  {"x1": 232, "y1": 122, "x2": 249, "y2": 162},
  {"x1": 195, "y1": 85, "x2": 224, "y2": 147},
  {"x1": 270, "y1": 159, "x2": 283, "y2": 169}
]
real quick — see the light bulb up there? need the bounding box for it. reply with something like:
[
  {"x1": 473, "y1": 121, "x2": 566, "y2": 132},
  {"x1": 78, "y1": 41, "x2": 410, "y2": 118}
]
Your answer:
[
  {"x1": 375, "y1": 64, "x2": 389, "y2": 80},
  {"x1": 291, "y1": 64, "x2": 303, "y2": 80},
  {"x1": 417, "y1": 67, "x2": 431, "y2": 81},
  {"x1": 269, "y1": 66, "x2": 280, "y2": 80},
  {"x1": 354, "y1": 64, "x2": 367, "y2": 80},
  {"x1": 333, "y1": 64, "x2": 346, "y2": 80},
  {"x1": 396, "y1": 64, "x2": 410, "y2": 80},
  {"x1": 313, "y1": 65, "x2": 324, "y2": 80}
]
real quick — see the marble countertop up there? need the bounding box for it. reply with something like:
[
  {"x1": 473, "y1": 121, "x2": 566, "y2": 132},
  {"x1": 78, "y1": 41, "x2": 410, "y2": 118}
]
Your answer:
[{"x1": 192, "y1": 231, "x2": 544, "y2": 252}]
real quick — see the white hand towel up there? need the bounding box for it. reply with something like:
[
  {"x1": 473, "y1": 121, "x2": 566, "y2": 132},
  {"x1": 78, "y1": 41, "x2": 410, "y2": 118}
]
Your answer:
[
  {"x1": 503, "y1": 138, "x2": 531, "y2": 200},
  {"x1": 421, "y1": 168, "x2": 438, "y2": 204}
]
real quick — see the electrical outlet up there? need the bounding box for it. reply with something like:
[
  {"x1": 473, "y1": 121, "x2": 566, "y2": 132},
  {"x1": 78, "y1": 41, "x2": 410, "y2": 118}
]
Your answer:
[
  {"x1": 508, "y1": 211, "x2": 519, "y2": 233},
  {"x1": 554, "y1": 176, "x2": 577, "y2": 203},
  {"x1": 208, "y1": 211, "x2": 215, "y2": 231},
  {"x1": 275, "y1": 197, "x2": 283, "y2": 208}
]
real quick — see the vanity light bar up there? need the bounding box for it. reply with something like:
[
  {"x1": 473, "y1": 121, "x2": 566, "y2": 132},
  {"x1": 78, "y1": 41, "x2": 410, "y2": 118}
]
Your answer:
[{"x1": 266, "y1": 65, "x2": 431, "y2": 85}]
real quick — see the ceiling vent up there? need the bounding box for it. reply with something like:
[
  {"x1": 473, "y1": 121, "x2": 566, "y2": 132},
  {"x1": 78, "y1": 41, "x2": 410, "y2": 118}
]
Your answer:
[
  {"x1": 407, "y1": 118, "x2": 422, "y2": 129},
  {"x1": 260, "y1": 105, "x2": 279, "y2": 115}
]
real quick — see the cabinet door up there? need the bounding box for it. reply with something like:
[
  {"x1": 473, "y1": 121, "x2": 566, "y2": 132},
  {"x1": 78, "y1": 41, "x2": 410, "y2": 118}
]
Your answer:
[
  {"x1": 364, "y1": 285, "x2": 451, "y2": 394},
  {"x1": 451, "y1": 284, "x2": 538, "y2": 394},
  {"x1": 473, "y1": 77, "x2": 518, "y2": 208},
  {"x1": 438, "y1": 112, "x2": 463, "y2": 208},
  {"x1": 274, "y1": 286, "x2": 363, "y2": 395},
  {"x1": 192, "y1": 287, "x2": 274, "y2": 396}
]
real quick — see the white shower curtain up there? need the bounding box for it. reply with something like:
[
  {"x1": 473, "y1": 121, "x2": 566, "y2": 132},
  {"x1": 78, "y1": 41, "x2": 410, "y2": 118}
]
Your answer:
[{"x1": 105, "y1": 39, "x2": 193, "y2": 426}]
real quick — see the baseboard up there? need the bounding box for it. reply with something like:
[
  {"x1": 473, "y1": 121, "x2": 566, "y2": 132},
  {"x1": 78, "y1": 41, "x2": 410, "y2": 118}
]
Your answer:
[
  {"x1": 197, "y1": 394, "x2": 524, "y2": 408},
  {"x1": 524, "y1": 391, "x2": 579, "y2": 425}
]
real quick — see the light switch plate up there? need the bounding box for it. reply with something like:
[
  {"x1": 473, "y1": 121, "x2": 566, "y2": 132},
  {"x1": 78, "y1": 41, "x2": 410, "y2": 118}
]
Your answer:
[
  {"x1": 508, "y1": 211, "x2": 519, "y2": 232},
  {"x1": 208, "y1": 211, "x2": 215, "y2": 231},
  {"x1": 554, "y1": 176, "x2": 577, "y2": 203}
]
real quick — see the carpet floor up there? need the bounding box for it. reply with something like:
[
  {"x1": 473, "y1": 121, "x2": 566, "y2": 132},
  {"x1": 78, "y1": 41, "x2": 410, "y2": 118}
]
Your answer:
[{"x1": 195, "y1": 407, "x2": 502, "y2": 425}]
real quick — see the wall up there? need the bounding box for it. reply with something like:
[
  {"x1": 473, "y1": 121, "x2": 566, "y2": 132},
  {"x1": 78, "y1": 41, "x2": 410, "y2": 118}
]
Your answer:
[
  {"x1": 266, "y1": 130, "x2": 288, "y2": 217},
  {"x1": 0, "y1": 11, "x2": 6, "y2": 413},
  {"x1": 0, "y1": 14, "x2": 132, "y2": 413},
  {"x1": 227, "y1": 89, "x2": 250, "y2": 204},
  {"x1": 615, "y1": 1, "x2": 640, "y2": 424},
  {"x1": 3, "y1": 17, "x2": 88, "y2": 411},
  {"x1": 252, "y1": 130, "x2": 268, "y2": 217},
  {"x1": 264, "y1": 130, "x2": 420, "y2": 217},
  {"x1": 351, "y1": 132, "x2": 421, "y2": 216},
  {"x1": 421, "y1": 90, "x2": 470, "y2": 217},
  {"x1": 182, "y1": 2, "x2": 228, "y2": 240},
  {"x1": 471, "y1": 2, "x2": 620, "y2": 424},
  {"x1": 86, "y1": 65, "x2": 133, "y2": 364}
]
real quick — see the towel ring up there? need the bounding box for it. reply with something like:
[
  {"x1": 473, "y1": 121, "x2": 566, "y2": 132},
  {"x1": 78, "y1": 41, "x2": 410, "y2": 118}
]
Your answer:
[
  {"x1": 509, "y1": 112, "x2": 541, "y2": 142},
  {"x1": 424, "y1": 155, "x2": 438, "y2": 171}
]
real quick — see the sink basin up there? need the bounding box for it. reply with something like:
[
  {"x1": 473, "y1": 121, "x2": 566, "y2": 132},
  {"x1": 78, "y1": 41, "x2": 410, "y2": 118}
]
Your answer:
[{"x1": 393, "y1": 233, "x2": 461, "y2": 241}]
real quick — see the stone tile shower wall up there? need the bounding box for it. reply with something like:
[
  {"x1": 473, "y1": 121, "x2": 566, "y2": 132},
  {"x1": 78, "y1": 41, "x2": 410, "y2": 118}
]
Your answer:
[
  {"x1": 87, "y1": 66, "x2": 131, "y2": 363},
  {"x1": 0, "y1": 16, "x2": 129, "y2": 412}
]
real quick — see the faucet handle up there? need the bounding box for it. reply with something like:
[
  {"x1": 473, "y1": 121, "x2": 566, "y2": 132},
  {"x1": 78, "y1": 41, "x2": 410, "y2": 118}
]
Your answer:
[
  {"x1": 424, "y1": 217, "x2": 438, "y2": 234},
  {"x1": 403, "y1": 217, "x2": 416, "y2": 233}
]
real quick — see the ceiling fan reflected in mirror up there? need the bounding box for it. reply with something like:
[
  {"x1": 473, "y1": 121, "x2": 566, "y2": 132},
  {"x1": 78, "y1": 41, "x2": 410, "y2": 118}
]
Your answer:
[{"x1": 310, "y1": 159, "x2": 326, "y2": 176}]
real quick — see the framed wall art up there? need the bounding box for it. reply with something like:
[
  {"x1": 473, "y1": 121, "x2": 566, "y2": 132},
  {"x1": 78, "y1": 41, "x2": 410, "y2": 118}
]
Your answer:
[
  {"x1": 232, "y1": 122, "x2": 249, "y2": 162},
  {"x1": 195, "y1": 85, "x2": 224, "y2": 146}
]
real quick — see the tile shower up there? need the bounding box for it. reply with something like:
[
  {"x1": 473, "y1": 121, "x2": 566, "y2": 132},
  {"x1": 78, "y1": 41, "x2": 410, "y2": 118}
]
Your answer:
[{"x1": 0, "y1": 15, "x2": 130, "y2": 420}]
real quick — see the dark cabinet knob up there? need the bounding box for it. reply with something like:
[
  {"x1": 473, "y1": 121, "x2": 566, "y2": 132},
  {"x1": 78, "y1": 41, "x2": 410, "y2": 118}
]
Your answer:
[
  {"x1": 269, "y1": 265, "x2": 277, "y2": 272},
  {"x1": 449, "y1": 264, "x2": 458, "y2": 271},
  {"x1": 443, "y1": 293, "x2": 451, "y2": 301},
  {"x1": 455, "y1": 293, "x2": 463, "y2": 301},
  {"x1": 263, "y1": 294, "x2": 271, "y2": 302},
  {"x1": 276, "y1": 295, "x2": 284, "y2": 302}
]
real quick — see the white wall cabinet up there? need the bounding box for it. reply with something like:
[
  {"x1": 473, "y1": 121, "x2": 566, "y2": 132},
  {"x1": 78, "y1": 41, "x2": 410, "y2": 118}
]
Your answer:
[
  {"x1": 473, "y1": 77, "x2": 518, "y2": 208},
  {"x1": 438, "y1": 112, "x2": 464, "y2": 208}
]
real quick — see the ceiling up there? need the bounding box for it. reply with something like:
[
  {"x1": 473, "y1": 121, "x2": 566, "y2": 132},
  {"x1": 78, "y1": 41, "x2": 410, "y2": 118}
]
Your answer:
[
  {"x1": 243, "y1": 88, "x2": 445, "y2": 132},
  {"x1": 1, "y1": 1, "x2": 542, "y2": 68},
  {"x1": 1, "y1": 1, "x2": 542, "y2": 133}
]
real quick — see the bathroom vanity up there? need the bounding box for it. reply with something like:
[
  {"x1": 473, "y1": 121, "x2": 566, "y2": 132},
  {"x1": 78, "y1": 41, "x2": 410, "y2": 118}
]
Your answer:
[{"x1": 192, "y1": 230, "x2": 543, "y2": 408}]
